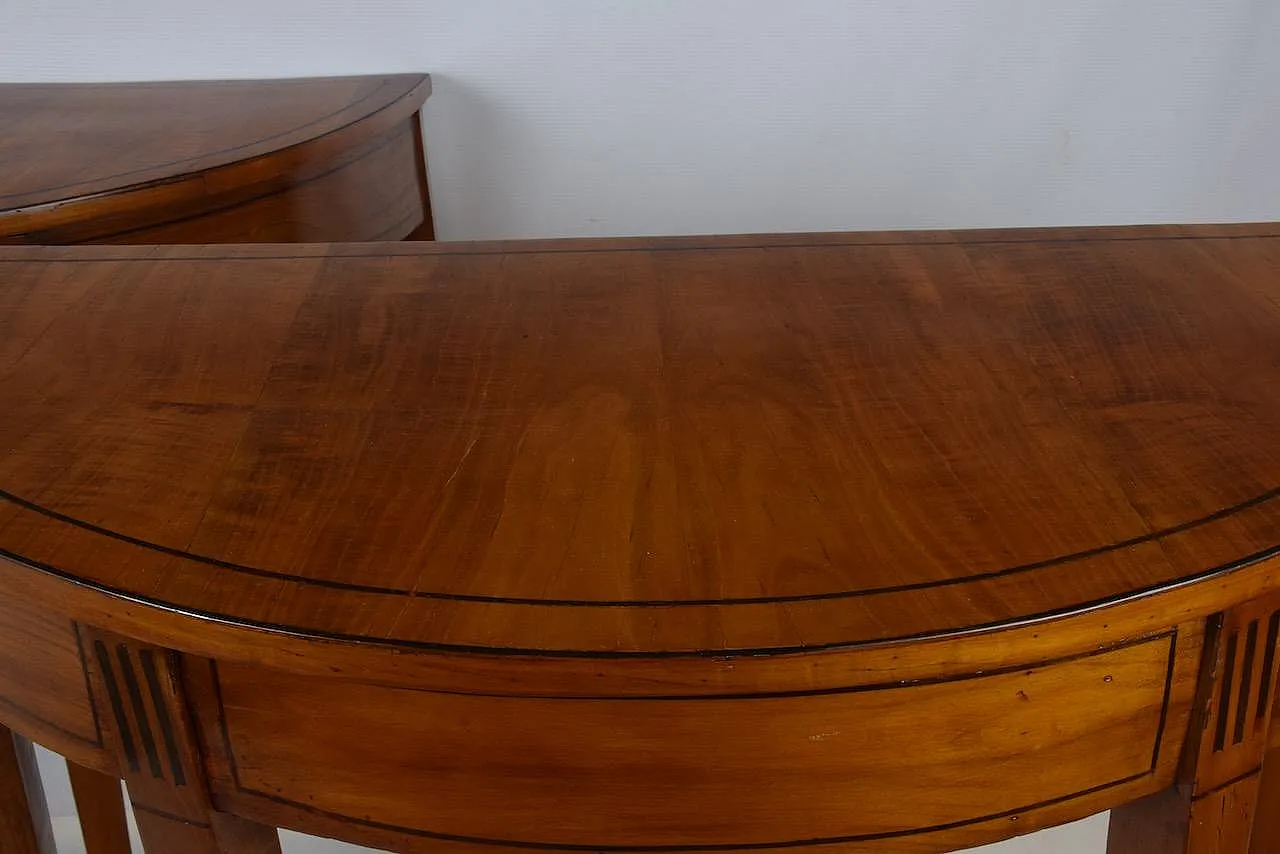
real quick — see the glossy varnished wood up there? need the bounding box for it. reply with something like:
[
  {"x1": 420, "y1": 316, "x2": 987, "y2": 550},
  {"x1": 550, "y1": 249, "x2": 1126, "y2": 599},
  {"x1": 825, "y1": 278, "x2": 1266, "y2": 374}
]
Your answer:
[
  {"x1": 1251, "y1": 742, "x2": 1280, "y2": 852},
  {"x1": 66, "y1": 761, "x2": 131, "y2": 854},
  {"x1": 195, "y1": 631, "x2": 1194, "y2": 849},
  {"x1": 0, "y1": 593, "x2": 108, "y2": 770},
  {"x1": 0, "y1": 74, "x2": 433, "y2": 244},
  {"x1": 1, "y1": 725, "x2": 54, "y2": 854},
  {"x1": 0, "y1": 224, "x2": 1278, "y2": 852},
  {"x1": 81, "y1": 628, "x2": 281, "y2": 854},
  {"x1": 0, "y1": 73, "x2": 429, "y2": 854},
  {"x1": 1110, "y1": 591, "x2": 1280, "y2": 851},
  {"x1": 1, "y1": 228, "x2": 1278, "y2": 659}
]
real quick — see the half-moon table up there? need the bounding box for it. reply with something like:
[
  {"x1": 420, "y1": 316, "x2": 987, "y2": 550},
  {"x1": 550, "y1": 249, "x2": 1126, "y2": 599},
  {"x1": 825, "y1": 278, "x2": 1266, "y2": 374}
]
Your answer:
[
  {"x1": 0, "y1": 74, "x2": 434, "y2": 244},
  {"x1": 0, "y1": 72, "x2": 437, "y2": 854},
  {"x1": 1, "y1": 225, "x2": 1278, "y2": 854}
]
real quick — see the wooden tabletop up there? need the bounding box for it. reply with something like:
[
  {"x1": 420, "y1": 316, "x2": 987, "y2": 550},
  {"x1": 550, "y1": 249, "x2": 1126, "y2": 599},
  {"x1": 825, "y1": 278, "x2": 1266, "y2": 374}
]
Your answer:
[
  {"x1": 1, "y1": 225, "x2": 1278, "y2": 660},
  {"x1": 0, "y1": 74, "x2": 433, "y2": 243},
  {"x1": 0, "y1": 74, "x2": 430, "y2": 212}
]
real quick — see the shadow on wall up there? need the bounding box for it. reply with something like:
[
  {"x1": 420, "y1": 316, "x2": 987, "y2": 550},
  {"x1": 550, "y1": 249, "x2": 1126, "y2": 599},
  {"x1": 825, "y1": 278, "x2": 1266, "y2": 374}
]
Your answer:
[
  {"x1": 422, "y1": 73, "x2": 533, "y2": 242},
  {"x1": 417, "y1": 72, "x2": 981, "y2": 242}
]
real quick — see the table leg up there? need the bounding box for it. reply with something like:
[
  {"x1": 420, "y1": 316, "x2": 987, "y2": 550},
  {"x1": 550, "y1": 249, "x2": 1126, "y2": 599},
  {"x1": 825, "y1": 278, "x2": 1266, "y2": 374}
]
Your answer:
[
  {"x1": 0, "y1": 727, "x2": 55, "y2": 854},
  {"x1": 1109, "y1": 596, "x2": 1280, "y2": 853},
  {"x1": 67, "y1": 760, "x2": 133, "y2": 854},
  {"x1": 81, "y1": 627, "x2": 281, "y2": 854},
  {"x1": 1247, "y1": 695, "x2": 1280, "y2": 853}
]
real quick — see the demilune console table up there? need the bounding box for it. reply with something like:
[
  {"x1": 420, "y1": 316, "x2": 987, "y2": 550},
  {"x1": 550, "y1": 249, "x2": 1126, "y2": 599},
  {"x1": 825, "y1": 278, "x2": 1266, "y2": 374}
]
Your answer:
[
  {"x1": 0, "y1": 71, "x2": 429, "y2": 854},
  {"x1": 0, "y1": 74, "x2": 434, "y2": 244},
  {"x1": 0, "y1": 225, "x2": 1278, "y2": 853}
]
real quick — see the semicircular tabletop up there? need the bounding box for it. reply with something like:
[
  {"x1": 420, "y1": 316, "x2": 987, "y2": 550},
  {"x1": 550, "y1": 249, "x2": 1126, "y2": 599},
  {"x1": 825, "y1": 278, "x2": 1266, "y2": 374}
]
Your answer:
[
  {"x1": 0, "y1": 74, "x2": 429, "y2": 210},
  {"x1": 0, "y1": 74, "x2": 432, "y2": 245},
  {"x1": 1, "y1": 225, "x2": 1279, "y2": 655}
]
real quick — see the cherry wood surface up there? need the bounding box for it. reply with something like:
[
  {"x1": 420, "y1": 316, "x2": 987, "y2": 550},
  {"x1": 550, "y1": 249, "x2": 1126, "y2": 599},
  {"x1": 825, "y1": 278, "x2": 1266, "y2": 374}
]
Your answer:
[
  {"x1": 0, "y1": 593, "x2": 107, "y2": 770},
  {"x1": 0, "y1": 74, "x2": 434, "y2": 244},
  {"x1": 0, "y1": 74, "x2": 431, "y2": 854},
  {"x1": 66, "y1": 761, "x2": 132, "y2": 854},
  {"x1": 0, "y1": 227, "x2": 1277, "y2": 659},
  {"x1": 1, "y1": 725, "x2": 54, "y2": 854},
  {"x1": 1252, "y1": 739, "x2": 1280, "y2": 851},
  {"x1": 0, "y1": 224, "x2": 1278, "y2": 853}
]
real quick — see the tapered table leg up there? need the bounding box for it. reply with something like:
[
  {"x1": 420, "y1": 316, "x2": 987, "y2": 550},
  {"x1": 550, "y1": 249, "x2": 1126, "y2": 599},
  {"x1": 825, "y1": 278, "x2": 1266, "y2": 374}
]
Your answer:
[
  {"x1": 1110, "y1": 598, "x2": 1280, "y2": 853},
  {"x1": 1247, "y1": 696, "x2": 1280, "y2": 853},
  {"x1": 82, "y1": 629, "x2": 281, "y2": 854},
  {"x1": 1, "y1": 727, "x2": 55, "y2": 854},
  {"x1": 68, "y1": 760, "x2": 133, "y2": 854}
]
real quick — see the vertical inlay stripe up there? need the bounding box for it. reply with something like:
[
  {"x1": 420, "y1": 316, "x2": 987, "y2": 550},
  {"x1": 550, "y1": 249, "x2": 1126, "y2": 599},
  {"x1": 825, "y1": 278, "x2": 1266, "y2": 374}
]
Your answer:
[
  {"x1": 92, "y1": 640, "x2": 139, "y2": 773},
  {"x1": 1233, "y1": 620, "x2": 1258, "y2": 745},
  {"x1": 1257, "y1": 611, "x2": 1280, "y2": 723},
  {"x1": 139, "y1": 649, "x2": 186, "y2": 786},
  {"x1": 116, "y1": 645, "x2": 162, "y2": 780},
  {"x1": 1215, "y1": 632, "x2": 1238, "y2": 753}
]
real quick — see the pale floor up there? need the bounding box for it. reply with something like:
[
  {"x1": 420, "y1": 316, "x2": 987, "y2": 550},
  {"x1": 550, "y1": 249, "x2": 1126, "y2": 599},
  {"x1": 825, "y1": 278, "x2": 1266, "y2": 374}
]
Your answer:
[{"x1": 34, "y1": 745, "x2": 1108, "y2": 854}]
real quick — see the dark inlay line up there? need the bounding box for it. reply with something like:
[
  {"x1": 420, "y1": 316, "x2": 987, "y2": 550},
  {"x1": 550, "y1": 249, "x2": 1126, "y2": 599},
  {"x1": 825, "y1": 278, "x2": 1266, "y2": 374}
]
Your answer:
[
  {"x1": 0, "y1": 76, "x2": 403, "y2": 204},
  {"x1": 129, "y1": 803, "x2": 211, "y2": 829},
  {"x1": 1215, "y1": 632, "x2": 1239, "y2": 753},
  {"x1": 2, "y1": 229, "x2": 1279, "y2": 266},
  {"x1": 1190, "y1": 765, "x2": 1264, "y2": 802},
  {"x1": 352, "y1": 633, "x2": 1179, "y2": 701},
  {"x1": 1258, "y1": 611, "x2": 1280, "y2": 723},
  {"x1": 1234, "y1": 621, "x2": 1259, "y2": 745},
  {"x1": 1150, "y1": 629, "x2": 1181, "y2": 772},
  {"x1": 3, "y1": 544, "x2": 1276, "y2": 660},
  {"x1": 234, "y1": 772, "x2": 1152, "y2": 852},
  {"x1": 92, "y1": 640, "x2": 138, "y2": 773},
  {"x1": 209, "y1": 632, "x2": 1170, "y2": 702},
  {"x1": 1, "y1": 485, "x2": 1277, "y2": 607},
  {"x1": 139, "y1": 649, "x2": 186, "y2": 786},
  {"x1": 0, "y1": 695, "x2": 102, "y2": 751},
  {"x1": 116, "y1": 645, "x2": 163, "y2": 780},
  {"x1": 209, "y1": 661, "x2": 244, "y2": 789},
  {"x1": 83, "y1": 120, "x2": 409, "y2": 244},
  {"x1": 73, "y1": 623, "x2": 105, "y2": 748}
]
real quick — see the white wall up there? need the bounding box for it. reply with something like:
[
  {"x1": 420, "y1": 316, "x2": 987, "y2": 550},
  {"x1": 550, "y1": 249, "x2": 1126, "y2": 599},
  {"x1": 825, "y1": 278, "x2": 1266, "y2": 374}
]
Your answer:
[
  {"x1": 3, "y1": 1, "x2": 1280, "y2": 241},
  {"x1": 6, "y1": 1, "x2": 1279, "y2": 851}
]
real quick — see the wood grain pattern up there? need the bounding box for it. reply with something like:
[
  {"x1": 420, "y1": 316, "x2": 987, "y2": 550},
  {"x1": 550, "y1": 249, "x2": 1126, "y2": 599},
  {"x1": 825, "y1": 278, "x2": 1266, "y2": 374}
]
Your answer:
[
  {"x1": 1108, "y1": 777, "x2": 1263, "y2": 854},
  {"x1": 0, "y1": 726, "x2": 54, "y2": 854},
  {"x1": 0, "y1": 228, "x2": 1278, "y2": 663},
  {"x1": 0, "y1": 595, "x2": 108, "y2": 770},
  {"x1": 196, "y1": 631, "x2": 1192, "y2": 850},
  {"x1": 0, "y1": 75, "x2": 433, "y2": 244},
  {"x1": 82, "y1": 628, "x2": 281, "y2": 854},
  {"x1": 1188, "y1": 777, "x2": 1262, "y2": 854},
  {"x1": 1251, "y1": 744, "x2": 1280, "y2": 853},
  {"x1": 1108, "y1": 591, "x2": 1280, "y2": 853},
  {"x1": 0, "y1": 223, "x2": 1278, "y2": 852},
  {"x1": 67, "y1": 761, "x2": 132, "y2": 854},
  {"x1": 87, "y1": 118, "x2": 427, "y2": 244},
  {"x1": 4, "y1": 74, "x2": 421, "y2": 854},
  {"x1": 1193, "y1": 597, "x2": 1280, "y2": 792}
]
